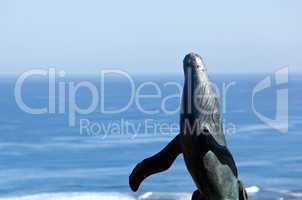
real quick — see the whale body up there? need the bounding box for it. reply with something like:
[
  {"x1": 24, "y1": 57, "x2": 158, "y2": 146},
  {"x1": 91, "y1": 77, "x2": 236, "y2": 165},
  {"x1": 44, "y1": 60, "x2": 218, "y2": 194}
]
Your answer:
[{"x1": 129, "y1": 53, "x2": 248, "y2": 200}]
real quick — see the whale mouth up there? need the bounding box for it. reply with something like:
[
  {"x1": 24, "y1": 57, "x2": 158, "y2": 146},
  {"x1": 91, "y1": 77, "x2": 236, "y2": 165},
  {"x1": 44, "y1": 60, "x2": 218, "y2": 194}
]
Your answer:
[{"x1": 183, "y1": 52, "x2": 206, "y2": 71}]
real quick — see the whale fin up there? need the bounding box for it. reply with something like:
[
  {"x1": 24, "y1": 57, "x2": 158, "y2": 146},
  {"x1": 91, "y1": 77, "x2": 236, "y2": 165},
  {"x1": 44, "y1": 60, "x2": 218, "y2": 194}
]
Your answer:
[{"x1": 129, "y1": 134, "x2": 182, "y2": 192}]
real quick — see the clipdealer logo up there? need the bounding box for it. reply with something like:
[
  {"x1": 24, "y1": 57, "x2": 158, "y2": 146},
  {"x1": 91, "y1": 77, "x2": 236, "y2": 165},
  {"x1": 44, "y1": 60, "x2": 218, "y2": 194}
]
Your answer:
[
  {"x1": 252, "y1": 67, "x2": 289, "y2": 133},
  {"x1": 13, "y1": 68, "x2": 237, "y2": 137},
  {"x1": 14, "y1": 68, "x2": 183, "y2": 127}
]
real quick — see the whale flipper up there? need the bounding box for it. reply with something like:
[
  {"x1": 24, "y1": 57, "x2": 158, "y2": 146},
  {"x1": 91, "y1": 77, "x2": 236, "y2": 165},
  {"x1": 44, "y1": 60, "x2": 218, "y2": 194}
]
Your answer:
[
  {"x1": 191, "y1": 190, "x2": 206, "y2": 200},
  {"x1": 129, "y1": 134, "x2": 182, "y2": 191}
]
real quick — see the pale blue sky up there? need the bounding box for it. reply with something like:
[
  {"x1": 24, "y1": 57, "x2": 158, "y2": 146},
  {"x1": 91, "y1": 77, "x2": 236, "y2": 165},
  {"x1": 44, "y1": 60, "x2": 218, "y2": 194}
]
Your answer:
[{"x1": 0, "y1": 0, "x2": 301, "y2": 75}]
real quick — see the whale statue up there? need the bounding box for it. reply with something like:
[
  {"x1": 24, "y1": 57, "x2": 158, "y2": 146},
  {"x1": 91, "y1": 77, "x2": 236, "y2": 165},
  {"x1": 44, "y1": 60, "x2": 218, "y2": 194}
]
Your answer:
[{"x1": 129, "y1": 53, "x2": 248, "y2": 200}]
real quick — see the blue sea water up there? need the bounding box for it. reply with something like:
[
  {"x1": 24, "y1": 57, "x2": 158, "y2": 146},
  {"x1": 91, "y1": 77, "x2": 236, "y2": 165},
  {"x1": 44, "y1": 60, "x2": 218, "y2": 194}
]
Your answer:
[{"x1": 0, "y1": 73, "x2": 301, "y2": 200}]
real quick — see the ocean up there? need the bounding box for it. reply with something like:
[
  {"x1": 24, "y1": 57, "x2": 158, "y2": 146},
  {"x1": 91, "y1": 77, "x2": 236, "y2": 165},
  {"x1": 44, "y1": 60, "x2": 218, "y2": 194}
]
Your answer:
[{"x1": 0, "y1": 72, "x2": 301, "y2": 200}]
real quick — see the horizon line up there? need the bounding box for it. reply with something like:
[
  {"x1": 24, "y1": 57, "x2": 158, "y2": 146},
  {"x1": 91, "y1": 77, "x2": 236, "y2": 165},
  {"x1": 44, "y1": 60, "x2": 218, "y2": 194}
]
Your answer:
[{"x1": 1, "y1": 70, "x2": 301, "y2": 77}]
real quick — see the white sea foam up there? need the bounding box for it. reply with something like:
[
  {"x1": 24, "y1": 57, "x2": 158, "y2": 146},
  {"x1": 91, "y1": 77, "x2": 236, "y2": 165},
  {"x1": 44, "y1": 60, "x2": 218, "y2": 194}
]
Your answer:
[
  {"x1": 0, "y1": 186, "x2": 260, "y2": 200},
  {"x1": 268, "y1": 188, "x2": 302, "y2": 198},
  {"x1": 138, "y1": 192, "x2": 153, "y2": 199},
  {"x1": 287, "y1": 192, "x2": 302, "y2": 198},
  {"x1": 0, "y1": 186, "x2": 261, "y2": 200},
  {"x1": 0, "y1": 192, "x2": 192, "y2": 200},
  {"x1": 0, "y1": 193, "x2": 136, "y2": 200},
  {"x1": 246, "y1": 186, "x2": 260, "y2": 195},
  {"x1": 137, "y1": 189, "x2": 262, "y2": 199},
  {"x1": 138, "y1": 192, "x2": 190, "y2": 200}
]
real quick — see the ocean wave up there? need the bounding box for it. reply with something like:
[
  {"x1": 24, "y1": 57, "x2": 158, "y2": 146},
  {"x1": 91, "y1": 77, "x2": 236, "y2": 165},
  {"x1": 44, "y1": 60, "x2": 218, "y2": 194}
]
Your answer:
[
  {"x1": 237, "y1": 160, "x2": 272, "y2": 167},
  {"x1": 0, "y1": 192, "x2": 190, "y2": 200},
  {"x1": 0, "y1": 135, "x2": 174, "y2": 151},
  {"x1": 264, "y1": 188, "x2": 302, "y2": 200},
  {"x1": 0, "y1": 193, "x2": 136, "y2": 200},
  {"x1": 0, "y1": 189, "x2": 260, "y2": 200},
  {"x1": 0, "y1": 167, "x2": 132, "y2": 184},
  {"x1": 137, "y1": 189, "x2": 262, "y2": 199},
  {"x1": 237, "y1": 119, "x2": 301, "y2": 134}
]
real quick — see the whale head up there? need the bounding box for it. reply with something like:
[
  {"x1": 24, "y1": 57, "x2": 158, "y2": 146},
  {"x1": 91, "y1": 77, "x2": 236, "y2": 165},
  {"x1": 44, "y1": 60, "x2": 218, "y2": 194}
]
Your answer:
[
  {"x1": 183, "y1": 52, "x2": 206, "y2": 73},
  {"x1": 183, "y1": 52, "x2": 209, "y2": 85},
  {"x1": 181, "y1": 53, "x2": 225, "y2": 144}
]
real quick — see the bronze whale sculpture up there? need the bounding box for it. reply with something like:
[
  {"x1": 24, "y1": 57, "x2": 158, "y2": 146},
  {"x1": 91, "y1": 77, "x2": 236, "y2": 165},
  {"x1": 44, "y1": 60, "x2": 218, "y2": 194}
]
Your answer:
[{"x1": 129, "y1": 53, "x2": 248, "y2": 200}]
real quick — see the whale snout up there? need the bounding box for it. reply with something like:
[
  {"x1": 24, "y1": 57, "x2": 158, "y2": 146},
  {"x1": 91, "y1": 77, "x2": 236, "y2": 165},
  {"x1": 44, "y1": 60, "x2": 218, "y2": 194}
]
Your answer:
[{"x1": 183, "y1": 52, "x2": 205, "y2": 71}]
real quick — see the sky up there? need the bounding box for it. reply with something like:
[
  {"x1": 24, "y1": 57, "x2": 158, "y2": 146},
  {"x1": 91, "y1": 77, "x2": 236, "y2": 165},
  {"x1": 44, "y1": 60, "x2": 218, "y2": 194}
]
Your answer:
[{"x1": 0, "y1": 0, "x2": 301, "y2": 75}]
